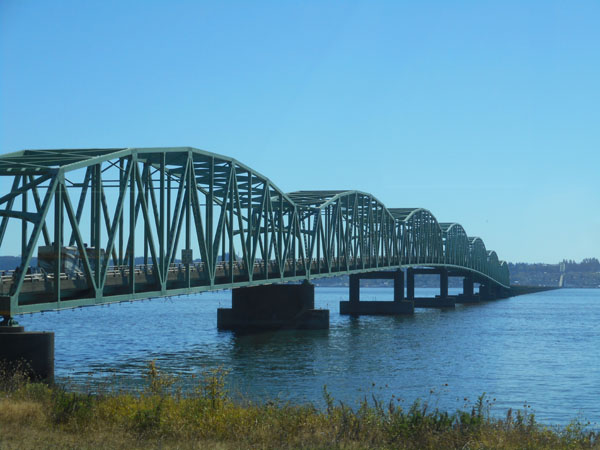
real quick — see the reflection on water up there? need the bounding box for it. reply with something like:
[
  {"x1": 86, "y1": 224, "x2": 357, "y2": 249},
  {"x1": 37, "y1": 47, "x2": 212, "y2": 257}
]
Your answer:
[{"x1": 17, "y1": 287, "x2": 600, "y2": 427}]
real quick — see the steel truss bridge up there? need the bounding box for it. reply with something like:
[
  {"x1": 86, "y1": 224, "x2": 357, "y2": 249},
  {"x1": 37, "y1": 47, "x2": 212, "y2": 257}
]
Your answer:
[{"x1": 0, "y1": 147, "x2": 509, "y2": 319}]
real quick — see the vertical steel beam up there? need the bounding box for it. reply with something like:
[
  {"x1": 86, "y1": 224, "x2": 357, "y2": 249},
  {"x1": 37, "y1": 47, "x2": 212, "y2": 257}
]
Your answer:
[
  {"x1": 292, "y1": 211, "x2": 297, "y2": 277},
  {"x1": 21, "y1": 176, "x2": 27, "y2": 258},
  {"x1": 247, "y1": 172, "x2": 253, "y2": 279},
  {"x1": 54, "y1": 175, "x2": 63, "y2": 303},
  {"x1": 229, "y1": 170, "x2": 234, "y2": 283},
  {"x1": 159, "y1": 153, "x2": 165, "y2": 284},
  {"x1": 118, "y1": 158, "x2": 124, "y2": 266},
  {"x1": 263, "y1": 184, "x2": 269, "y2": 278},
  {"x1": 185, "y1": 153, "x2": 191, "y2": 287},
  {"x1": 167, "y1": 172, "x2": 171, "y2": 239},
  {"x1": 93, "y1": 164, "x2": 101, "y2": 290},
  {"x1": 278, "y1": 196, "x2": 283, "y2": 277},
  {"x1": 129, "y1": 156, "x2": 136, "y2": 293},
  {"x1": 143, "y1": 162, "x2": 149, "y2": 267},
  {"x1": 207, "y1": 157, "x2": 214, "y2": 284},
  {"x1": 316, "y1": 217, "x2": 320, "y2": 274},
  {"x1": 90, "y1": 168, "x2": 96, "y2": 252}
]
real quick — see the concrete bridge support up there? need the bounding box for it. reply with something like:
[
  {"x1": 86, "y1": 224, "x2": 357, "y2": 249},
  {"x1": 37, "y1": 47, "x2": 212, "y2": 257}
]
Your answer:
[
  {"x1": 409, "y1": 268, "x2": 455, "y2": 308},
  {"x1": 406, "y1": 268, "x2": 415, "y2": 301},
  {"x1": 479, "y1": 284, "x2": 511, "y2": 301},
  {"x1": 217, "y1": 281, "x2": 329, "y2": 330},
  {"x1": 455, "y1": 276, "x2": 480, "y2": 304},
  {"x1": 340, "y1": 270, "x2": 414, "y2": 315},
  {"x1": 463, "y1": 277, "x2": 474, "y2": 296},
  {"x1": 479, "y1": 284, "x2": 496, "y2": 301},
  {"x1": 0, "y1": 320, "x2": 54, "y2": 383}
]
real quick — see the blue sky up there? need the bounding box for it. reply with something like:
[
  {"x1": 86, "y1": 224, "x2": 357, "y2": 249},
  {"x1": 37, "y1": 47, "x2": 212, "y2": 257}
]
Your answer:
[{"x1": 1, "y1": 1, "x2": 598, "y2": 263}]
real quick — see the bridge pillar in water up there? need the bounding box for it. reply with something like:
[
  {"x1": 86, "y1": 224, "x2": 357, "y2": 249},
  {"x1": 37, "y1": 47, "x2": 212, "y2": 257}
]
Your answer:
[
  {"x1": 406, "y1": 268, "x2": 415, "y2": 300},
  {"x1": 479, "y1": 283, "x2": 510, "y2": 301},
  {"x1": 217, "y1": 281, "x2": 329, "y2": 330},
  {"x1": 340, "y1": 270, "x2": 413, "y2": 315},
  {"x1": 440, "y1": 268, "x2": 449, "y2": 298},
  {"x1": 410, "y1": 268, "x2": 455, "y2": 308},
  {"x1": 0, "y1": 320, "x2": 54, "y2": 383},
  {"x1": 455, "y1": 276, "x2": 480, "y2": 304},
  {"x1": 478, "y1": 284, "x2": 497, "y2": 301}
]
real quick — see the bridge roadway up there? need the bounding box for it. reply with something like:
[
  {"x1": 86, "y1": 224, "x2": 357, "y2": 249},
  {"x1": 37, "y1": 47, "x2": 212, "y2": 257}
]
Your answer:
[{"x1": 0, "y1": 147, "x2": 513, "y2": 379}]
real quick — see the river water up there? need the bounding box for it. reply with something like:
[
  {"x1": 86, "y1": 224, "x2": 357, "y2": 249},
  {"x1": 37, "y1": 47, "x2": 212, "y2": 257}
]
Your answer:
[{"x1": 17, "y1": 287, "x2": 600, "y2": 427}]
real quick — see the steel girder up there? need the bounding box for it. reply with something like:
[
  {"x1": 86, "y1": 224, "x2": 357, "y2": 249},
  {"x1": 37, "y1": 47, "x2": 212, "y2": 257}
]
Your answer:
[{"x1": 0, "y1": 147, "x2": 510, "y2": 317}]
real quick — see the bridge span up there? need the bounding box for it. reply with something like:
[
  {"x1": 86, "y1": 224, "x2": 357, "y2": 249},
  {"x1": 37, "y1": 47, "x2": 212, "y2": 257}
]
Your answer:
[{"x1": 0, "y1": 147, "x2": 513, "y2": 379}]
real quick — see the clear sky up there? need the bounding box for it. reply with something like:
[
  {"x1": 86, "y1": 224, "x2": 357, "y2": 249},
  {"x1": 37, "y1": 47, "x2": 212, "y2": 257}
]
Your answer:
[{"x1": 1, "y1": 1, "x2": 598, "y2": 263}]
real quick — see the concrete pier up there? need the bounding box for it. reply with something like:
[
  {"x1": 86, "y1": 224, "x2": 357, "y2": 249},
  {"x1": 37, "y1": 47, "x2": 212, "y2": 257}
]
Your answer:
[
  {"x1": 454, "y1": 276, "x2": 480, "y2": 303},
  {"x1": 340, "y1": 271, "x2": 414, "y2": 315},
  {"x1": 217, "y1": 281, "x2": 328, "y2": 330},
  {"x1": 0, "y1": 324, "x2": 54, "y2": 382},
  {"x1": 408, "y1": 268, "x2": 456, "y2": 308}
]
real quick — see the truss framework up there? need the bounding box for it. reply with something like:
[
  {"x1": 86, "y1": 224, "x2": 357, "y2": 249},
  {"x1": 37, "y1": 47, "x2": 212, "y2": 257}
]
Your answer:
[{"x1": 0, "y1": 147, "x2": 510, "y2": 316}]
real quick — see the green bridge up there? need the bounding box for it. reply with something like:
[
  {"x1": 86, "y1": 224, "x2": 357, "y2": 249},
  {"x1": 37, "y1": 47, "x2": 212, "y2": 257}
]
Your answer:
[
  {"x1": 0, "y1": 147, "x2": 518, "y2": 380},
  {"x1": 0, "y1": 147, "x2": 509, "y2": 318}
]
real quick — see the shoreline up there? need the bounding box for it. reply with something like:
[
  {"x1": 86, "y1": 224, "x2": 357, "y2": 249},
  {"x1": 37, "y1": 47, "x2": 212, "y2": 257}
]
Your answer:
[{"x1": 0, "y1": 364, "x2": 597, "y2": 449}]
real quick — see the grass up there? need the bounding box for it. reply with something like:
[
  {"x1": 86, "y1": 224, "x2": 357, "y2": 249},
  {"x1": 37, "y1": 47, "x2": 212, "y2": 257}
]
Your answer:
[{"x1": 0, "y1": 361, "x2": 597, "y2": 449}]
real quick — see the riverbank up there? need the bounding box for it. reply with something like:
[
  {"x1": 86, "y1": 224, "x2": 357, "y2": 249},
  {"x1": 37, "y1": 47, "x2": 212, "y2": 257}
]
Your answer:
[{"x1": 0, "y1": 364, "x2": 597, "y2": 449}]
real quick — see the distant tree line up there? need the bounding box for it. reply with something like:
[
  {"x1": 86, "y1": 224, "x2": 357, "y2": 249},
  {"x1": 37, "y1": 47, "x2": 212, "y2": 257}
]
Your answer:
[
  {"x1": 561, "y1": 258, "x2": 600, "y2": 272},
  {"x1": 509, "y1": 258, "x2": 600, "y2": 288}
]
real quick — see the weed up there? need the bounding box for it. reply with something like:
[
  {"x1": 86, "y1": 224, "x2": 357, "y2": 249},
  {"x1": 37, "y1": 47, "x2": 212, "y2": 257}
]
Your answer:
[{"x1": 0, "y1": 362, "x2": 597, "y2": 449}]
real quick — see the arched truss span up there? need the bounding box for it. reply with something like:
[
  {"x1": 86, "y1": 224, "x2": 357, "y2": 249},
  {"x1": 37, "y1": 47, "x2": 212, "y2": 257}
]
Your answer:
[
  {"x1": 486, "y1": 251, "x2": 503, "y2": 284},
  {"x1": 439, "y1": 222, "x2": 469, "y2": 267},
  {"x1": 0, "y1": 147, "x2": 510, "y2": 316},
  {"x1": 468, "y1": 237, "x2": 488, "y2": 275},
  {"x1": 389, "y1": 208, "x2": 443, "y2": 265},
  {"x1": 499, "y1": 261, "x2": 509, "y2": 286},
  {"x1": 287, "y1": 190, "x2": 399, "y2": 274}
]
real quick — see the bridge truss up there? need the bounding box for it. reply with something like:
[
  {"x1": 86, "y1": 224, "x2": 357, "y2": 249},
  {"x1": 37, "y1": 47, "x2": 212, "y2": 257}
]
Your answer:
[{"x1": 0, "y1": 147, "x2": 509, "y2": 317}]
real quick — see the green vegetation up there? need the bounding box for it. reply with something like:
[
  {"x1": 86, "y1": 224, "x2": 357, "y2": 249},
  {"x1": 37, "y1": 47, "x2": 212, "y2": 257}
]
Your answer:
[{"x1": 0, "y1": 362, "x2": 597, "y2": 449}]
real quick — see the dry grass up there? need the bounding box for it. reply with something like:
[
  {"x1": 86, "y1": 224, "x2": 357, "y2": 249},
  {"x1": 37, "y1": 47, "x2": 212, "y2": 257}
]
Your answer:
[{"x1": 0, "y1": 362, "x2": 597, "y2": 449}]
